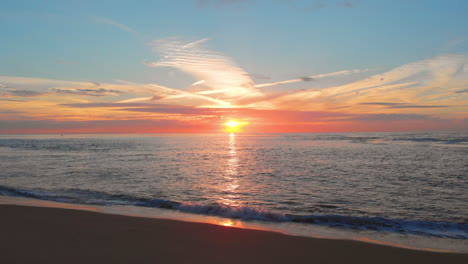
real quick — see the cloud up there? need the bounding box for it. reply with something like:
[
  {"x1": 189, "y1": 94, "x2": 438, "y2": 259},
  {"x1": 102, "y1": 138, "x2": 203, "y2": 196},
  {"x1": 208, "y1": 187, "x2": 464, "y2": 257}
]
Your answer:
[
  {"x1": 62, "y1": 102, "x2": 181, "y2": 108},
  {"x1": 0, "y1": 110, "x2": 22, "y2": 114},
  {"x1": 145, "y1": 37, "x2": 263, "y2": 102},
  {"x1": 0, "y1": 119, "x2": 194, "y2": 133},
  {"x1": 116, "y1": 97, "x2": 155, "y2": 103},
  {"x1": 69, "y1": 103, "x2": 437, "y2": 124},
  {"x1": 0, "y1": 76, "x2": 131, "y2": 98},
  {"x1": 191, "y1": 80, "x2": 206, "y2": 86},
  {"x1": 1, "y1": 38, "x2": 467, "y2": 133},
  {"x1": 243, "y1": 73, "x2": 271, "y2": 80},
  {"x1": 0, "y1": 76, "x2": 95, "y2": 90},
  {"x1": 359, "y1": 102, "x2": 405, "y2": 106},
  {"x1": 94, "y1": 17, "x2": 137, "y2": 34},
  {"x1": 9, "y1": 89, "x2": 44, "y2": 97},
  {"x1": 1, "y1": 89, "x2": 46, "y2": 97},
  {"x1": 350, "y1": 113, "x2": 434, "y2": 121},
  {"x1": 0, "y1": 98, "x2": 27, "y2": 102},
  {"x1": 123, "y1": 107, "x2": 214, "y2": 115},
  {"x1": 52, "y1": 88, "x2": 124, "y2": 97},
  {"x1": 62, "y1": 102, "x2": 233, "y2": 116},
  {"x1": 146, "y1": 83, "x2": 232, "y2": 107},
  {"x1": 388, "y1": 105, "x2": 451, "y2": 109},
  {"x1": 328, "y1": 105, "x2": 350, "y2": 110},
  {"x1": 254, "y1": 69, "x2": 369, "y2": 88},
  {"x1": 257, "y1": 55, "x2": 468, "y2": 115},
  {"x1": 337, "y1": 0, "x2": 356, "y2": 8}
]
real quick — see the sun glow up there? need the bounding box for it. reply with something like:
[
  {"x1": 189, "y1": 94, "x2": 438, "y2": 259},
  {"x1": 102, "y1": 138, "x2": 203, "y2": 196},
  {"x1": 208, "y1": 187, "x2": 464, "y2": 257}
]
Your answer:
[{"x1": 223, "y1": 120, "x2": 248, "y2": 133}]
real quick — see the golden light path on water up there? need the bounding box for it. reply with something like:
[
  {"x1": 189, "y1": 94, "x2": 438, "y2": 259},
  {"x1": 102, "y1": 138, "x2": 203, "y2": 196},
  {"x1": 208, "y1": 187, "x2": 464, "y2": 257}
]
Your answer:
[{"x1": 218, "y1": 133, "x2": 241, "y2": 208}]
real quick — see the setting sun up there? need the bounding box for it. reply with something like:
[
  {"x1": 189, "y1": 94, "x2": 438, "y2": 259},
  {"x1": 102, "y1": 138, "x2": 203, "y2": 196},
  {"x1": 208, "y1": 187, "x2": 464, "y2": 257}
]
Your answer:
[{"x1": 223, "y1": 120, "x2": 248, "y2": 133}]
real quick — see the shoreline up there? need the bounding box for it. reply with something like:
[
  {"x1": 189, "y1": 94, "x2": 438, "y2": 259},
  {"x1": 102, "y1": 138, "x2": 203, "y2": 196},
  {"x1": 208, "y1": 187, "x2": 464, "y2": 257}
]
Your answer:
[
  {"x1": 1, "y1": 195, "x2": 467, "y2": 254},
  {"x1": 1, "y1": 204, "x2": 467, "y2": 264}
]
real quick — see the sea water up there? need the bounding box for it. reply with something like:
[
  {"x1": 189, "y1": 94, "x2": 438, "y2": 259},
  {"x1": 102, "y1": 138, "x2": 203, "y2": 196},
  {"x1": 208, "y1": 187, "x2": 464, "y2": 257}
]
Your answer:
[{"x1": 0, "y1": 132, "x2": 467, "y2": 251}]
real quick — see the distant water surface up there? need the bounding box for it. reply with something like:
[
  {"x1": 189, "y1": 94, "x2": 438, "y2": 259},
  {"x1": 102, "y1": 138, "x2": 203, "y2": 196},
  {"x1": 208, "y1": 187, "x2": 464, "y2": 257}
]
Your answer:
[{"x1": 1, "y1": 132, "x2": 467, "y2": 245}]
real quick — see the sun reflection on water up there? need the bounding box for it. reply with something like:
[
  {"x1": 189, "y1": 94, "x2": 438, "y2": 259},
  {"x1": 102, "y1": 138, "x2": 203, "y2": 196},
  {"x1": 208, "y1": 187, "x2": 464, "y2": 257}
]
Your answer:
[
  {"x1": 219, "y1": 133, "x2": 241, "y2": 207},
  {"x1": 215, "y1": 218, "x2": 246, "y2": 228}
]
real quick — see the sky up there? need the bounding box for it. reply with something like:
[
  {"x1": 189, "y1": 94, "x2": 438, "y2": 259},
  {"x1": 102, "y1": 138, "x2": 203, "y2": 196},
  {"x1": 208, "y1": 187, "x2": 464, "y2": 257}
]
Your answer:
[{"x1": 1, "y1": 0, "x2": 468, "y2": 133}]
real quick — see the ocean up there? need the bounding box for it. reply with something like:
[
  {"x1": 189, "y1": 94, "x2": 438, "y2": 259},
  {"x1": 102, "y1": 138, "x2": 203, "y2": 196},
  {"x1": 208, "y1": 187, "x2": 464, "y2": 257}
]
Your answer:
[{"x1": 1, "y1": 132, "x2": 467, "y2": 251}]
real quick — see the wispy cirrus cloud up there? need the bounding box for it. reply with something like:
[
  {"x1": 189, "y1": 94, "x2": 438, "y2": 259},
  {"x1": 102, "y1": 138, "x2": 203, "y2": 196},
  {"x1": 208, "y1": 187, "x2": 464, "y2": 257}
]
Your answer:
[
  {"x1": 0, "y1": 98, "x2": 26, "y2": 102},
  {"x1": 61, "y1": 102, "x2": 439, "y2": 124},
  {"x1": 254, "y1": 69, "x2": 370, "y2": 88},
  {"x1": 243, "y1": 73, "x2": 271, "y2": 80},
  {"x1": 255, "y1": 55, "x2": 468, "y2": 116},
  {"x1": 1, "y1": 36, "x2": 467, "y2": 133},
  {"x1": 358, "y1": 102, "x2": 405, "y2": 106},
  {"x1": 0, "y1": 89, "x2": 45, "y2": 97},
  {"x1": 61, "y1": 103, "x2": 175, "y2": 108},
  {"x1": 359, "y1": 102, "x2": 453, "y2": 109},
  {"x1": 388, "y1": 104, "x2": 451, "y2": 109},
  {"x1": 145, "y1": 37, "x2": 263, "y2": 102},
  {"x1": 337, "y1": 0, "x2": 356, "y2": 8},
  {"x1": 94, "y1": 17, "x2": 137, "y2": 34},
  {"x1": 0, "y1": 76, "x2": 129, "y2": 98},
  {"x1": 52, "y1": 88, "x2": 124, "y2": 97}
]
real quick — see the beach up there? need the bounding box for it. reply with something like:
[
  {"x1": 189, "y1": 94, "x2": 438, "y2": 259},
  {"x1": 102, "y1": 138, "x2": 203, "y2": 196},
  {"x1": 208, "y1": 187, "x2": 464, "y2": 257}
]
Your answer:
[{"x1": 1, "y1": 204, "x2": 467, "y2": 264}]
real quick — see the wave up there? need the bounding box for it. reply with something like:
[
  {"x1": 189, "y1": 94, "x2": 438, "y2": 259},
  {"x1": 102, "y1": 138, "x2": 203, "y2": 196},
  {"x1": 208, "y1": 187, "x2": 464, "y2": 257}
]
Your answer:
[
  {"x1": 0, "y1": 138, "x2": 133, "y2": 152},
  {"x1": 389, "y1": 137, "x2": 468, "y2": 145},
  {"x1": 282, "y1": 133, "x2": 468, "y2": 145},
  {"x1": 1, "y1": 185, "x2": 467, "y2": 239}
]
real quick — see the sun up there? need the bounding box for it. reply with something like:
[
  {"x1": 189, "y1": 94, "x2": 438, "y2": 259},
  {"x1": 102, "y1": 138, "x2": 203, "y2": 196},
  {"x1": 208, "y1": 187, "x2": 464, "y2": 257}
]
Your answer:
[
  {"x1": 225, "y1": 120, "x2": 242, "y2": 128},
  {"x1": 223, "y1": 119, "x2": 248, "y2": 133}
]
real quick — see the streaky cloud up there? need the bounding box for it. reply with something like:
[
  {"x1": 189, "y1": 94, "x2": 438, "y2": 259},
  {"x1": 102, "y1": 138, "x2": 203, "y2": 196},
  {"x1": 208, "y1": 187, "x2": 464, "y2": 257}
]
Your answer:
[
  {"x1": 254, "y1": 69, "x2": 370, "y2": 88},
  {"x1": 146, "y1": 83, "x2": 232, "y2": 107},
  {"x1": 0, "y1": 98, "x2": 27, "y2": 102},
  {"x1": 52, "y1": 88, "x2": 124, "y2": 97},
  {"x1": 0, "y1": 76, "x2": 130, "y2": 97},
  {"x1": 359, "y1": 102, "x2": 406, "y2": 106},
  {"x1": 191, "y1": 80, "x2": 206, "y2": 86},
  {"x1": 258, "y1": 55, "x2": 468, "y2": 118},
  {"x1": 62, "y1": 102, "x2": 182, "y2": 108},
  {"x1": 145, "y1": 37, "x2": 263, "y2": 102},
  {"x1": 1, "y1": 89, "x2": 46, "y2": 97},
  {"x1": 388, "y1": 105, "x2": 451, "y2": 109},
  {"x1": 455, "y1": 89, "x2": 468, "y2": 94},
  {"x1": 116, "y1": 97, "x2": 154, "y2": 103},
  {"x1": 243, "y1": 73, "x2": 271, "y2": 80},
  {"x1": 94, "y1": 17, "x2": 137, "y2": 34}
]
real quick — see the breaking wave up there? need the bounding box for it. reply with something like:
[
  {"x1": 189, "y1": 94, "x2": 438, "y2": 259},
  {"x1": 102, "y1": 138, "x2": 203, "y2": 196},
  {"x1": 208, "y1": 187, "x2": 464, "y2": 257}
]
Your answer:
[{"x1": 1, "y1": 185, "x2": 467, "y2": 239}]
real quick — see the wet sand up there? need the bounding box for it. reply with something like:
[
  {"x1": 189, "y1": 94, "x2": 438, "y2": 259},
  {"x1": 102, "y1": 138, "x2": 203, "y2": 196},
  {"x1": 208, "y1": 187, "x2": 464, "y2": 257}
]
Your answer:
[{"x1": 1, "y1": 204, "x2": 467, "y2": 264}]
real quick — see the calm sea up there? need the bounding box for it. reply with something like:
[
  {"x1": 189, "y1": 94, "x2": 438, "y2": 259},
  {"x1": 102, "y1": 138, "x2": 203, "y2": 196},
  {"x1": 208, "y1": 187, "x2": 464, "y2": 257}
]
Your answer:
[{"x1": 1, "y1": 132, "x2": 467, "y2": 251}]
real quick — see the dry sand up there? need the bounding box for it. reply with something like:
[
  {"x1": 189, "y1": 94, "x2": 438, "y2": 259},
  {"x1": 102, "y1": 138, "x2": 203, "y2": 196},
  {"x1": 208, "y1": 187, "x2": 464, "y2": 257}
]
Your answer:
[{"x1": 1, "y1": 204, "x2": 467, "y2": 264}]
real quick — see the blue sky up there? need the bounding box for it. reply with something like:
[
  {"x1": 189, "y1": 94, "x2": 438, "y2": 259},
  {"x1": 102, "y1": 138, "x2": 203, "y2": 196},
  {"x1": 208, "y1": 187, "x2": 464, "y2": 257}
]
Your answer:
[
  {"x1": 1, "y1": 0, "x2": 467, "y2": 133},
  {"x1": 2, "y1": 0, "x2": 467, "y2": 83}
]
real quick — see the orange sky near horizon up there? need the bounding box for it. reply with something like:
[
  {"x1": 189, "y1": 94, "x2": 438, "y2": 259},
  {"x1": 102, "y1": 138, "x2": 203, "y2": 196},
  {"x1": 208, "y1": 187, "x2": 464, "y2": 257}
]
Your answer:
[
  {"x1": 1, "y1": 1, "x2": 468, "y2": 134},
  {"x1": 1, "y1": 40, "x2": 468, "y2": 134}
]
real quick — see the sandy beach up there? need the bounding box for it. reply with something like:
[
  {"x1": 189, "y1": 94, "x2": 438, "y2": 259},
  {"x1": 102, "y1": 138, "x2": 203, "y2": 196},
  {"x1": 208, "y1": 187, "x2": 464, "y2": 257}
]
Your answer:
[{"x1": 1, "y1": 204, "x2": 467, "y2": 264}]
